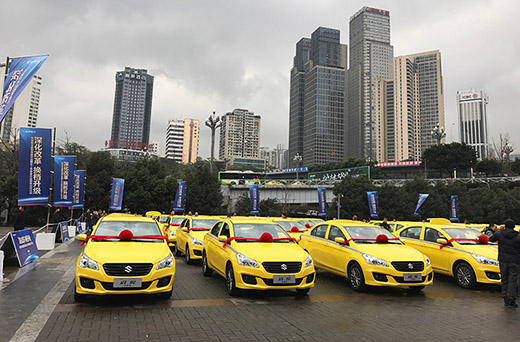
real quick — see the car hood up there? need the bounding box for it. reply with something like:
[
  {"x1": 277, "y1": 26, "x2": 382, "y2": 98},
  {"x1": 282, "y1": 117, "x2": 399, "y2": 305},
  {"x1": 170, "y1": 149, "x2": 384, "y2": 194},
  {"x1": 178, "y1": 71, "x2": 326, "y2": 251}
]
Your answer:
[
  {"x1": 231, "y1": 242, "x2": 308, "y2": 262},
  {"x1": 188, "y1": 230, "x2": 210, "y2": 240},
  {"x1": 455, "y1": 243, "x2": 498, "y2": 260},
  {"x1": 351, "y1": 243, "x2": 426, "y2": 262},
  {"x1": 84, "y1": 241, "x2": 171, "y2": 264}
]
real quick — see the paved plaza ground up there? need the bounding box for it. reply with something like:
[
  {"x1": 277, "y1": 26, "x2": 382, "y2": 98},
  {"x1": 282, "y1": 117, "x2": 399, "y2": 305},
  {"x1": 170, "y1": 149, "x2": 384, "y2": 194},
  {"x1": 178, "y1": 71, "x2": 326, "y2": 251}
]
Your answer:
[{"x1": 1, "y1": 237, "x2": 520, "y2": 341}]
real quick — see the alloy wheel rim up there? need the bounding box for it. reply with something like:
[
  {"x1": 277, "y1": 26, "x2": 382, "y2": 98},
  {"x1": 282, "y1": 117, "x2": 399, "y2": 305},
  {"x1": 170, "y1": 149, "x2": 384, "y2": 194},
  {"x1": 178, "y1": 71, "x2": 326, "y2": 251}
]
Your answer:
[
  {"x1": 457, "y1": 267, "x2": 471, "y2": 286},
  {"x1": 227, "y1": 269, "x2": 233, "y2": 291},
  {"x1": 186, "y1": 247, "x2": 190, "y2": 262},
  {"x1": 202, "y1": 255, "x2": 207, "y2": 271},
  {"x1": 351, "y1": 267, "x2": 361, "y2": 288}
]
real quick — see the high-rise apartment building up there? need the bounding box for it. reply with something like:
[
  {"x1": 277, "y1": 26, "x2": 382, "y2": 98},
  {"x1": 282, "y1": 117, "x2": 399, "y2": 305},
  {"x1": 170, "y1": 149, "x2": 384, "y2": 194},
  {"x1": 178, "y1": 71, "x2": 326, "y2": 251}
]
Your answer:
[
  {"x1": 458, "y1": 89, "x2": 488, "y2": 160},
  {"x1": 347, "y1": 7, "x2": 393, "y2": 161},
  {"x1": 288, "y1": 27, "x2": 347, "y2": 167},
  {"x1": 219, "y1": 109, "x2": 260, "y2": 160},
  {"x1": 260, "y1": 144, "x2": 288, "y2": 170},
  {"x1": 375, "y1": 50, "x2": 445, "y2": 162},
  {"x1": 165, "y1": 119, "x2": 199, "y2": 163},
  {"x1": 0, "y1": 65, "x2": 42, "y2": 143},
  {"x1": 109, "y1": 67, "x2": 154, "y2": 150}
]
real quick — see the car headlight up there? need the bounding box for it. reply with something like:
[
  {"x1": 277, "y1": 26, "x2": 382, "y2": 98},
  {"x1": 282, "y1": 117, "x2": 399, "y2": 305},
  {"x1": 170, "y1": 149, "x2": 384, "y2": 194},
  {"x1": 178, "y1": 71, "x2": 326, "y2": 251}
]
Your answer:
[
  {"x1": 304, "y1": 254, "x2": 313, "y2": 267},
  {"x1": 79, "y1": 253, "x2": 99, "y2": 270},
  {"x1": 157, "y1": 254, "x2": 174, "y2": 269},
  {"x1": 471, "y1": 253, "x2": 499, "y2": 266},
  {"x1": 362, "y1": 253, "x2": 388, "y2": 267},
  {"x1": 191, "y1": 237, "x2": 203, "y2": 246},
  {"x1": 425, "y1": 255, "x2": 431, "y2": 267},
  {"x1": 169, "y1": 230, "x2": 176, "y2": 236},
  {"x1": 236, "y1": 253, "x2": 259, "y2": 268}
]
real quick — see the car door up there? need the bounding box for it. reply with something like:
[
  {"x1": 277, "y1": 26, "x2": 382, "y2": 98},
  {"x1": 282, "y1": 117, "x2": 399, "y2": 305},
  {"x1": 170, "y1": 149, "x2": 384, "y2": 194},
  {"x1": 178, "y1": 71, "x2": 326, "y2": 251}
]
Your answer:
[
  {"x1": 177, "y1": 218, "x2": 190, "y2": 253},
  {"x1": 421, "y1": 227, "x2": 451, "y2": 273},
  {"x1": 323, "y1": 224, "x2": 350, "y2": 274},
  {"x1": 304, "y1": 224, "x2": 330, "y2": 268},
  {"x1": 213, "y1": 222, "x2": 231, "y2": 275},
  {"x1": 397, "y1": 225, "x2": 425, "y2": 252},
  {"x1": 205, "y1": 221, "x2": 222, "y2": 270}
]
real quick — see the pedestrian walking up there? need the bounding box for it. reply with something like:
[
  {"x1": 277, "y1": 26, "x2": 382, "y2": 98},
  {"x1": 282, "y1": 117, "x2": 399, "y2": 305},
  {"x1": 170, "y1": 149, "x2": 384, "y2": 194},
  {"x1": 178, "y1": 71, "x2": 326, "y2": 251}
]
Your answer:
[
  {"x1": 13, "y1": 206, "x2": 29, "y2": 231},
  {"x1": 489, "y1": 219, "x2": 520, "y2": 308}
]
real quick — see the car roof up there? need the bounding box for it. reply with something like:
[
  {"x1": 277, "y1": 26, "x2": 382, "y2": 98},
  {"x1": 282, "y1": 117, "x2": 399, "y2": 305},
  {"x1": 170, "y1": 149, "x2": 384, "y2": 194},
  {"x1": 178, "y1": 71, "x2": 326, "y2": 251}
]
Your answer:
[
  {"x1": 102, "y1": 213, "x2": 156, "y2": 222},
  {"x1": 318, "y1": 219, "x2": 377, "y2": 227}
]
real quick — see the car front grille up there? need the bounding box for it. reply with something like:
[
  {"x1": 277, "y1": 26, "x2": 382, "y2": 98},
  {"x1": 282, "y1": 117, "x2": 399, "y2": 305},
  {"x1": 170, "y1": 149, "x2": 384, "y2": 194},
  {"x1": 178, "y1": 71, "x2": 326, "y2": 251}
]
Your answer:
[
  {"x1": 391, "y1": 261, "x2": 424, "y2": 272},
  {"x1": 103, "y1": 263, "x2": 153, "y2": 276},
  {"x1": 262, "y1": 262, "x2": 302, "y2": 274}
]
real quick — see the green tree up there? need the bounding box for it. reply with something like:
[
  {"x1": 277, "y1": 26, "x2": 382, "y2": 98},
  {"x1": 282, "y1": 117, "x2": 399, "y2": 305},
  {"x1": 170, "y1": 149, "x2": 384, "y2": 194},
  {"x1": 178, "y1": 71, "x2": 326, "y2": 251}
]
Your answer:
[
  {"x1": 423, "y1": 143, "x2": 477, "y2": 177},
  {"x1": 475, "y1": 159, "x2": 501, "y2": 177},
  {"x1": 182, "y1": 160, "x2": 223, "y2": 214},
  {"x1": 333, "y1": 176, "x2": 373, "y2": 220},
  {"x1": 84, "y1": 151, "x2": 116, "y2": 210}
]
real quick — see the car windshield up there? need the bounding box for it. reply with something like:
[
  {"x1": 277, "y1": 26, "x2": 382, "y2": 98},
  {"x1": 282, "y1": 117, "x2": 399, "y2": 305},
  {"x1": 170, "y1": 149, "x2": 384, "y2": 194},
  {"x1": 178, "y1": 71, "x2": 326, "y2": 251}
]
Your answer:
[
  {"x1": 273, "y1": 220, "x2": 306, "y2": 231},
  {"x1": 233, "y1": 223, "x2": 292, "y2": 242},
  {"x1": 192, "y1": 219, "x2": 218, "y2": 229},
  {"x1": 443, "y1": 228, "x2": 482, "y2": 244},
  {"x1": 94, "y1": 221, "x2": 162, "y2": 242},
  {"x1": 159, "y1": 216, "x2": 169, "y2": 223},
  {"x1": 343, "y1": 226, "x2": 401, "y2": 244},
  {"x1": 170, "y1": 217, "x2": 184, "y2": 224}
]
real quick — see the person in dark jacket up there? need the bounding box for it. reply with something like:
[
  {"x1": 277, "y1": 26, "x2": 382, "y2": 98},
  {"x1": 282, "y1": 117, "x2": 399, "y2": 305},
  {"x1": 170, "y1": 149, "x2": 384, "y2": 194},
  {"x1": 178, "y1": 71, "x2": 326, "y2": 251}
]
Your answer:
[
  {"x1": 13, "y1": 206, "x2": 29, "y2": 231},
  {"x1": 489, "y1": 219, "x2": 520, "y2": 308}
]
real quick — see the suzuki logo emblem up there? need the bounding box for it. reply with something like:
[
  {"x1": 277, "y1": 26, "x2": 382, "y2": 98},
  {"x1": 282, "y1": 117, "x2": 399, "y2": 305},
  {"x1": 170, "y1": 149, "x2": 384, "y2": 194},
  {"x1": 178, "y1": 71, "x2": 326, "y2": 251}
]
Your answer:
[
  {"x1": 125, "y1": 265, "x2": 133, "y2": 273},
  {"x1": 408, "y1": 263, "x2": 414, "y2": 269},
  {"x1": 281, "y1": 264, "x2": 287, "y2": 271}
]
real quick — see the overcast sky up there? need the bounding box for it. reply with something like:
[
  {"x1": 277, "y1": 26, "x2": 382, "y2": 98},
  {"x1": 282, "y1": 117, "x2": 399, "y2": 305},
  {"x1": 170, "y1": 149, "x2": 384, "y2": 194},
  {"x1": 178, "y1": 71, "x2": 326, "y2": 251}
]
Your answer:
[{"x1": 1, "y1": 0, "x2": 518, "y2": 158}]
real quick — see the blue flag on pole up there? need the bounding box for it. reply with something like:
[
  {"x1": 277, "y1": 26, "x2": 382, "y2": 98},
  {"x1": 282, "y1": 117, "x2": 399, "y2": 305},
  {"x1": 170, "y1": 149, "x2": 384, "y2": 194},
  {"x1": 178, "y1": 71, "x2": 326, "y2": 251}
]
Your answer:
[
  {"x1": 249, "y1": 184, "x2": 260, "y2": 215},
  {"x1": 73, "y1": 170, "x2": 85, "y2": 209},
  {"x1": 53, "y1": 156, "x2": 75, "y2": 207},
  {"x1": 18, "y1": 127, "x2": 52, "y2": 206},
  {"x1": 367, "y1": 191, "x2": 379, "y2": 218},
  {"x1": 414, "y1": 194, "x2": 429, "y2": 216},
  {"x1": 110, "y1": 178, "x2": 125, "y2": 211},
  {"x1": 318, "y1": 188, "x2": 327, "y2": 217},
  {"x1": 1, "y1": 54, "x2": 49, "y2": 124},
  {"x1": 173, "y1": 181, "x2": 186, "y2": 212},
  {"x1": 449, "y1": 195, "x2": 459, "y2": 222}
]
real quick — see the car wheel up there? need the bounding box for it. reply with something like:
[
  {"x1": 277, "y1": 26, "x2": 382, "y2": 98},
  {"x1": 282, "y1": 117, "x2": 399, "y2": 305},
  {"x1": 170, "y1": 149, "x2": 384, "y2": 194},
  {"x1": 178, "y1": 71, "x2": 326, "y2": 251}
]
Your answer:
[
  {"x1": 226, "y1": 264, "x2": 239, "y2": 296},
  {"x1": 74, "y1": 288, "x2": 87, "y2": 302},
  {"x1": 454, "y1": 262, "x2": 476, "y2": 289},
  {"x1": 202, "y1": 251, "x2": 213, "y2": 277},
  {"x1": 348, "y1": 263, "x2": 366, "y2": 292},
  {"x1": 159, "y1": 288, "x2": 173, "y2": 300},
  {"x1": 186, "y1": 245, "x2": 194, "y2": 265},
  {"x1": 408, "y1": 286, "x2": 425, "y2": 293},
  {"x1": 173, "y1": 243, "x2": 181, "y2": 257},
  {"x1": 295, "y1": 288, "x2": 310, "y2": 297}
]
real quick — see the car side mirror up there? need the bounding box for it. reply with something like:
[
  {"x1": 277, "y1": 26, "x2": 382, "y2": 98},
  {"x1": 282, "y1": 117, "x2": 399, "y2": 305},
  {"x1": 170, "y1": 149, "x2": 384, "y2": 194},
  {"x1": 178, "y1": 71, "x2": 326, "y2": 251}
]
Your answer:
[
  {"x1": 167, "y1": 236, "x2": 176, "y2": 243},
  {"x1": 218, "y1": 235, "x2": 228, "y2": 242},
  {"x1": 182, "y1": 227, "x2": 188, "y2": 232},
  {"x1": 77, "y1": 233, "x2": 87, "y2": 241},
  {"x1": 437, "y1": 238, "x2": 448, "y2": 245},
  {"x1": 334, "y1": 237, "x2": 345, "y2": 244}
]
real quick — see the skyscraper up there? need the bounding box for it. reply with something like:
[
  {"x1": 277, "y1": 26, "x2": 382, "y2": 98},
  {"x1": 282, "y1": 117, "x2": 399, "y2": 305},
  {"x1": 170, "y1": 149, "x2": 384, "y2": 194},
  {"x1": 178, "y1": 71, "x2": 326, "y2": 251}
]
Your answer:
[
  {"x1": 219, "y1": 109, "x2": 260, "y2": 160},
  {"x1": 109, "y1": 67, "x2": 154, "y2": 150},
  {"x1": 347, "y1": 7, "x2": 393, "y2": 161},
  {"x1": 0, "y1": 65, "x2": 42, "y2": 143},
  {"x1": 288, "y1": 27, "x2": 347, "y2": 167},
  {"x1": 165, "y1": 118, "x2": 199, "y2": 163},
  {"x1": 458, "y1": 89, "x2": 488, "y2": 160}
]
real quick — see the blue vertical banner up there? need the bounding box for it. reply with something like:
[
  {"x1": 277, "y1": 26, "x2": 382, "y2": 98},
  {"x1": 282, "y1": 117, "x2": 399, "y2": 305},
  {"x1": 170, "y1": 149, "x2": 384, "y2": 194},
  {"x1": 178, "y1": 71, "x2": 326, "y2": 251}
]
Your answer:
[
  {"x1": 10, "y1": 229, "x2": 40, "y2": 267},
  {"x1": 449, "y1": 195, "x2": 459, "y2": 222},
  {"x1": 367, "y1": 191, "x2": 379, "y2": 218},
  {"x1": 58, "y1": 221, "x2": 70, "y2": 242},
  {"x1": 110, "y1": 178, "x2": 125, "y2": 211},
  {"x1": 173, "y1": 181, "x2": 186, "y2": 212},
  {"x1": 1, "y1": 54, "x2": 49, "y2": 123},
  {"x1": 72, "y1": 170, "x2": 85, "y2": 209},
  {"x1": 414, "y1": 194, "x2": 430, "y2": 216},
  {"x1": 249, "y1": 184, "x2": 260, "y2": 215},
  {"x1": 53, "y1": 156, "x2": 75, "y2": 207},
  {"x1": 318, "y1": 188, "x2": 327, "y2": 217},
  {"x1": 18, "y1": 127, "x2": 52, "y2": 206}
]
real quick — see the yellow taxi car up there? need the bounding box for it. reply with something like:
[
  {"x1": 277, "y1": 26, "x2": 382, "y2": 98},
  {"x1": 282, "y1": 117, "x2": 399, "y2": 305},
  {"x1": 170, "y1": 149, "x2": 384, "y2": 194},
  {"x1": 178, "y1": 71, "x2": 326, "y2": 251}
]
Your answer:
[
  {"x1": 269, "y1": 218, "x2": 309, "y2": 239},
  {"x1": 174, "y1": 216, "x2": 220, "y2": 264},
  {"x1": 395, "y1": 219, "x2": 499, "y2": 289},
  {"x1": 164, "y1": 215, "x2": 186, "y2": 247},
  {"x1": 75, "y1": 213, "x2": 175, "y2": 301},
  {"x1": 299, "y1": 220, "x2": 433, "y2": 292},
  {"x1": 145, "y1": 210, "x2": 161, "y2": 221},
  {"x1": 297, "y1": 218, "x2": 325, "y2": 229},
  {"x1": 202, "y1": 217, "x2": 315, "y2": 296}
]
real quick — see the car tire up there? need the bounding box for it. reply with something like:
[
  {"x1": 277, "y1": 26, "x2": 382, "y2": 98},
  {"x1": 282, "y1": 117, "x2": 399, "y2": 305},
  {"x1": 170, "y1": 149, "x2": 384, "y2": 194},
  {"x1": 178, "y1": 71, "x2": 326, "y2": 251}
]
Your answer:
[
  {"x1": 173, "y1": 243, "x2": 181, "y2": 257},
  {"x1": 295, "y1": 288, "x2": 310, "y2": 297},
  {"x1": 74, "y1": 288, "x2": 87, "y2": 302},
  {"x1": 186, "y1": 245, "x2": 194, "y2": 265},
  {"x1": 408, "y1": 286, "x2": 425, "y2": 293},
  {"x1": 202, "y1": 251, "x2": 213, "y2": 277},
  {"x1": 348, "y1": 263, "x2": 366, "y2": 292},
  {"x1": 454, "y1": 262, "x2": 476, "y2": 289},
  {"x1": 226, "y1": 264, "x2": 239, "y2": 296}
]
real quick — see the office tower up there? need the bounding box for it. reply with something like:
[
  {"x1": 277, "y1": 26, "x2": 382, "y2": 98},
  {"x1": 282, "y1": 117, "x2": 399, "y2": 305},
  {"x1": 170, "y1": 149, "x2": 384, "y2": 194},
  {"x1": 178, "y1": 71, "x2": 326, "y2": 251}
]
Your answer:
[
  {"x1": 288, "y1": 27, "x2": 347, "y2": 167},
  {"x1": 109, "y1": 67, "x2": 154, "y2": 150},
  {"x1": 219, "y1": 109, "x2": 260, "y2": 160},
  {"x1": 259, "y1": 144, "x2": 288, "y2": 170},
  {"x1": 458, "y1": 89, "x2": 488, "y2": 160},
  {"x1": 165, "y1": 119, "x2": 199, "y2": 163},
  {"x1": 0, "y1": 65, "x2": 42, "y2": 143},
  {"x1": 376, "y1": 50, "x2": 445, "y2": 162},
  {"x1": 347, "y1": 7, "x2": 393, "y2": 161}
]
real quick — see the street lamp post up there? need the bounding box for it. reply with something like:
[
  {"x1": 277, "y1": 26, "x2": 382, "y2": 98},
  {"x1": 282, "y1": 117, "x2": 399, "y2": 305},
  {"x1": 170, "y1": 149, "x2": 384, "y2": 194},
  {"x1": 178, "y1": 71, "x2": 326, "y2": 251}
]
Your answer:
[
  {"x1": 205, "y1": 111, "x2": 221, "y2": 173},
  {"x1": 293, "y1": 153, "x2": 302, "y2": 180},
  {"x1": 337, "y1": 194, "x2": 344, "y2": 219},
  {"x1": 431, "y1": 123, "x2": 446, "y2": 145}
]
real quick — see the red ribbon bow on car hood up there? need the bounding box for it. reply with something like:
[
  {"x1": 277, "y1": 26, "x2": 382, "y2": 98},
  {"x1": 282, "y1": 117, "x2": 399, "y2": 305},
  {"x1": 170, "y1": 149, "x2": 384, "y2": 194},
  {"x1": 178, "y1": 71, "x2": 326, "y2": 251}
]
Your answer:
[
  {"x1": 223, "y1": 232, "x2": 296, "y2": 248},
  {"x1": 80, "y1": 229, "x2": 167, "y2": 245},
  {"x1": 439, "y1": 235, "x2": 489, "y2": 249}
]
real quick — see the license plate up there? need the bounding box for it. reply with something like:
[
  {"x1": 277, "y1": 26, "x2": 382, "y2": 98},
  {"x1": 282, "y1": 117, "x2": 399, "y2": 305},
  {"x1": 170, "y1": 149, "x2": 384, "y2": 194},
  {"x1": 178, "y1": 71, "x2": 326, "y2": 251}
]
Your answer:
[
  {"x1": 113, "y1": 278, "x2": 142, "y2": 288},
  {"x1": 403, "y1": 273, "x2": 422, "y2": 282},
  {"x1": 273, "y1": 275, "x2": 296, "y2": 284}
]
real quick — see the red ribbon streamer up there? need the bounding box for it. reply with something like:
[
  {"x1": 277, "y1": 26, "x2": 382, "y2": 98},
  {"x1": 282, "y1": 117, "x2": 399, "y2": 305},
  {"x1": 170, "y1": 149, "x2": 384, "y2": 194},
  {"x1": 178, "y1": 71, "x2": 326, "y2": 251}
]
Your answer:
[
  {"x1": 80, "y1": 234, "x2": 167, "y2": 246},
  {"x1": 343, "y1": 237, "x2": 400, "y2": 245},
  {"x1": 223, "y1": 236, "x2": 296, "y2": 248},
  {"x1": 439, "y1": 236, "x2": 488, "y2": 249}
]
